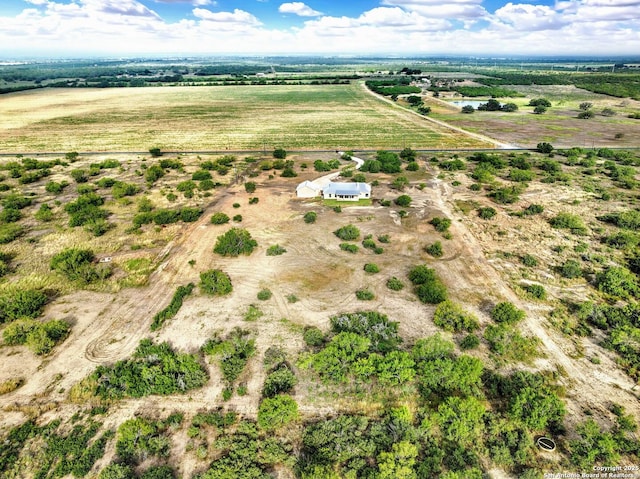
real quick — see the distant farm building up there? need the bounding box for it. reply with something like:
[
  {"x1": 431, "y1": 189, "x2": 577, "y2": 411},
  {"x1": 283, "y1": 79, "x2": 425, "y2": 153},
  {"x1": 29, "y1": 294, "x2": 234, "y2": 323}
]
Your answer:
[{"x1": 322, "y1": 182, "x2": 371, "y2": 201}]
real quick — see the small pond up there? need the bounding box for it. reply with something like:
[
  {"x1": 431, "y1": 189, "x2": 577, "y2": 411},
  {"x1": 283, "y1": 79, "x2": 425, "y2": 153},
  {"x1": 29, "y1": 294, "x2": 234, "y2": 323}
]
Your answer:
[{"x1": 449, "y1": 100, "x2": 486, "y2": 108}]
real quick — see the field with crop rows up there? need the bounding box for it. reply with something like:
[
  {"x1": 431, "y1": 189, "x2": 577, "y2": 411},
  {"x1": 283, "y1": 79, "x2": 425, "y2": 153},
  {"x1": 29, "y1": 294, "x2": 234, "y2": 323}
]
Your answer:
[{"x1": 0, "y1": 83, "x2": 491, "y2": 152}]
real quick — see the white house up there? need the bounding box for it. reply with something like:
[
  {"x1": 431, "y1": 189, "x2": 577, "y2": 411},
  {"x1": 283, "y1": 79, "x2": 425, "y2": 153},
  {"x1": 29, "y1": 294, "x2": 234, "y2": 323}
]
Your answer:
[
  {"x1": 295, "y1": 180, "x2": 322, "y2": 198},
  {"x1": 322, "y1": 182, "x2": 371, "y2": 201}
]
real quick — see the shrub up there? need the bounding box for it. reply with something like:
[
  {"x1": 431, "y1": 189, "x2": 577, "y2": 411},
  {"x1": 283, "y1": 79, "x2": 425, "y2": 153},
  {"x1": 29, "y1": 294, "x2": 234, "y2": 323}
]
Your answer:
[
  {"x1": 560, "y1": 259, "x2": 582, "y2": 279},
  {"x1": 245, "y1": 182, "x2": 257, "y2": 193},
  {"x1": 202, "y1": 328, "x2": 255, "y2": 385},
  {"x1": 536, "y1": 142, "x2": 554, "y2": 154},
  {"x1": 426, "y1": 241, "x2": 443, "y2": 258},
  {"x1": 0, "y1": 224, "x2": 23, "y2": 244},
  {"x1": 233, "y1": 214, "x2": 242, "y2": 222},
  {"x1": 200, "y1": 269, "x2": 233, "y2": 295},
  {"x1": 490, "y1": 185, "x2": 523, "y2": 204},
  {"x1": 387, "y1": 277, "x2": 405, "y2": 291},
  {"x1": 273, "y1": 148, "x2": 287, "y2": 159},
  {"x1": 0, "y1": 289, "x2": 48, "y2": 323},
  {"x1": 523, "y1": 283, "x2": 546, "y2": 299},
  {"x1": 0, "y1": 208, "x2": 21, "y2": 223},
  {"x1": 180, "y1": 207, "x2": 203, "y2": 222},
  {"x1": 460, "y1": 334, "x2": 480, "y2": 350},
  {"x1": 149, "y1": 147, "x2": 162, "y2": 157},
  {"x1": 355, "y1": 288, "x2": 375, "y2": 300},
  {"x1": 257, "y1": 289, "x2": 272, "y2": 301},
  {"x1": 304, "y1": 211, "x2": 317, "y2": 224},
  {"x1": 549, "y1": 212, "x2": 587, "y2": 234},
  {"x1": 192, "y1": 170, "x2": 212, "y2": 181},
  {"x1": 521, "y1": 254, "x2": 538, "y2": 267},
  {"x1": 364, "y1": 263, "x2": 380, "y2": 274},
  {"x1": 430, "y1": 217, "x2": 452, "y2": 232},
  {"x1": 70, "y1": 168, "x2": 88, "y2": 183},
  {"x1": 395, "y1": 195, "x2": 412, "y2": 207},
  {"x1": 213, "y1": 228, "x2": 257, "y2": 256},
  {"x1": 153, "y1": 209, "x2": 180, "y2": 225},
  {"x1": 433, "y1": 300, "x2": 480, "y2": 333},
  {"x1": 340, "y1": 243, "x2": 359, "y2": 253},
  {"x1": 267, "y1": 244, "x2": 287, "y2": 256},
  {"x1": 262, "y1": 367, "x2": 297, "y2": 397},
  {"x1": 35, "y1": 204, "x2": 54, "y2": 222},
  {"x1": 50, "y1": 248, "x2": 104, "y2": 283},
  {"x1": 45, "y1": 180, "x2": 68, "y2": 194},
  {"x1": 334, "y1": 224, "x2": 360, "y2": 241},
  {"x1": 303, "y1": 327, "x2": 325, "y2": 347},
  {"x1": 596, "y1": 266, "x2": 638, "y2": 299},
  {"x1": 478, "y1": 207, "x2": 497, "y2": 220},
  {"x1": 523, "y1": 204, "x2": 544, "y2": 216},
  {"x1": 151, "y1": 283, "x2": 195, "y2": 331},
  {"x1": 491, "y1": 302, "x2": 525, "y2": 324},
  {"x1": 211, "y1": 212, "x2": 230, "y2": 225},
  {"x1": 258, "y1": 395, "x2": 297, "y2": 431}
]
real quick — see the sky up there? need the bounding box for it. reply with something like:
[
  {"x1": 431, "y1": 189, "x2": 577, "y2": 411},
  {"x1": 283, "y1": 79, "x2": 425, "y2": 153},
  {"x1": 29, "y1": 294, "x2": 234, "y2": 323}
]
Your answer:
[{"x1": 0, "y1": 0, "x2": 638, "y2": 57}]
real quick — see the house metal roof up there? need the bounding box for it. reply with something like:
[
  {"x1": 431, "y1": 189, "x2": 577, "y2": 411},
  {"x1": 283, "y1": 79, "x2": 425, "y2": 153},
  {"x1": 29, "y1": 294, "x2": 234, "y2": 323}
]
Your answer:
[{"x1": 323, "y1": 182, "x2": 371, "y2": 196}]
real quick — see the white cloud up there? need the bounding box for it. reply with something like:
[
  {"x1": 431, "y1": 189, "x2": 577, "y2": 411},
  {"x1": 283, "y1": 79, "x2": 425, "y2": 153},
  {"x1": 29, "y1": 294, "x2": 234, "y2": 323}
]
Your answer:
[
  {"x1": 192, "y1": 8, "x2": 262, "y2": 25},
  {"x1": 494, "y1": 3, "x2": 568, "y2": 29},
  {"x1": 278, "y1": 2, "x2": 322, "y2": 17},
  {"x1": 382, "y1": 0, "x2": 489, "y2": 19},
  {"x1": 155, "y1": 0, "x2": 215, "y2": 5}
]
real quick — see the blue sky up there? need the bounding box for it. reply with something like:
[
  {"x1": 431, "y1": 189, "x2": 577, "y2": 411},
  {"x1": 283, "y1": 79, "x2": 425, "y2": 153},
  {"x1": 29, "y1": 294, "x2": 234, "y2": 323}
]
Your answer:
[{"x1": 0, "y1": 0, "x2": 638, "y2": 57}]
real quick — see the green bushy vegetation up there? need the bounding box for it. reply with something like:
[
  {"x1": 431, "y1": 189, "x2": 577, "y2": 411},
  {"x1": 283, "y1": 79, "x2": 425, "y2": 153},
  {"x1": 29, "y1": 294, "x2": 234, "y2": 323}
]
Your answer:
[
  {"x1": 426, "y1": 241, "x2": 443, "y2": 258},
  {"x1": 433, "y1": 300, "x2": 480, "y2": 333},
  {"x1": 0, "y1": 288, "x2": 48, "y2": 323},
  {"x1": 50, "y1": 248, "x2": 111, "y2": 284},
  {"x1": 478, "y1": 207, "x2": 497, "y2": 219},
  {"x1": 386, "y1": 277, "x2": 405, "y2": 291},
  {"x1": 210, "y1": 212, "x2": 230, "y2": 224},
  {"x1": 340, "y1": 242, "x2": 359, "y2": 253},
  {"x1": 115, "y1": 416, "x2": 172, "y2": 464},
  {"x1": 213, "y1": 228, "x2": 257, "y2": 257},
  {"x1": 334, "y1": 224, "x2": 360, "y2": 241},
  {"x1": 430, "y1": 216, "x2": 451, "y2": 232},
  {"x1": 266, "y1": 244, "x2": 287, "y2": 256},
  {"x1": 258, "y1": 395, "x2": 298, "y2": 431},
  {"x1": 3, "y1": 318, "x2": 70, "y2": 355},
  {"x1": 303, "y1": 211, "x2": 317, "y2": 224},
  {"x1": 199, "y1": 269, "x2": 233, "y2": 296},
  {"x1": 549, "y1": 212, "x2": 588, "y2": 235},
  {"x1": 409, "y1": 264, "x2": 448, "y2": 304},
  {"x1": 364, "y1": 263, "x2": 380, "y2": 274},
  {"x1": 355, "y1": 288, "x2": 375, "y2": 300},
  {"x1": 203, "y1": 328, "x2": 256, "y2": 387},
  {"x1": 90, "y1": 339, "x2": 208, "y2": 399},
  {"x1": 151, "y1": 283, "x2": 195, "y2": 331},
  {"x1": 491, "y1": 302, "x2": 525, "y2": 324}
]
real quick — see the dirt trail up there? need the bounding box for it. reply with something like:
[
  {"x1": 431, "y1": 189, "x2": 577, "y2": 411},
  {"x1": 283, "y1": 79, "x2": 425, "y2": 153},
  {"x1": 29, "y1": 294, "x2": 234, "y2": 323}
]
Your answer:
[{"x1": 429, "y1": 177, "x2": 640, "y2": 424}]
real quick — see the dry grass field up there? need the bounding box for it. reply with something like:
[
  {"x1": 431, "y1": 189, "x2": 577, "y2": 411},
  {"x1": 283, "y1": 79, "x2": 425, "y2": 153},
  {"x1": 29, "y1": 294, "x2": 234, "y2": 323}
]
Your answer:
[{"x1": 0, "y1": 83, "x2": 493, "y2": 152}]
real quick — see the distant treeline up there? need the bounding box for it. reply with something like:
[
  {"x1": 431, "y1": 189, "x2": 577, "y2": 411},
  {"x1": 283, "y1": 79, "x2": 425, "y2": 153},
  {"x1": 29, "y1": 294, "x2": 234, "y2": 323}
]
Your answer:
[{"x1": 365, "y1": 78, "x2": 421, "y2": 96}]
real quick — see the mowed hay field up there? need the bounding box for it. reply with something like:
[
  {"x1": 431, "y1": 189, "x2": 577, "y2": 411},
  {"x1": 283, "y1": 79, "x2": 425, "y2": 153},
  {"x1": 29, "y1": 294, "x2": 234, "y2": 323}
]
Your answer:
[{"x1": 0, "y1": 83, "x2": 491, "y2": 152}]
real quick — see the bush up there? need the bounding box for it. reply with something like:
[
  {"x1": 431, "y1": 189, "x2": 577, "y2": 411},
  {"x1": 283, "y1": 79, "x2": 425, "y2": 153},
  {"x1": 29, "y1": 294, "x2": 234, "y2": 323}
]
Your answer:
[
  {"x1": 387, "y1": 277, "x2": 405, "y2": 291},
  {"x1": 0, "y1": 224, "x2": 24, "y2": 244},
  {"x1": 395, "y1": 195, "x2": 412, "y2": 207},
  {"x1": 478, "y1": 207, "x2": 497, "y2": 220},
  {"x1": 536, "y1": 142, "x2": 554, "y2": 154},
  {"x1": 211, "y1": 212, "x2": 230, "y2": 224},
  {"x1": 549, "y1": 212, "x2": 587, "y2": 234},
  {"x1": 426, "y1": 241, "x2": 443, "y2": 258},
  {"x1": 257, "y1": 289, "x2": 272, "y2": 301},
  {"x1": 266, "y1": 244, "x2": 287, "y2": 256},
  {"x1": 203, "y1": 328, "x2": 255, "y2": 385},
  {"x1": 151, "y1": 283, "x2": 195, "y2": 331},
  {"x1": 596, "y1": 266, "x2": 638, "y2": 299},
  {"x1": 45, "y1": 180, "x2": 68, "y2": 194},
  {"x1": 200, "y1": 269, "x2": 233, "y2": 295},
  {"x1": 303, "y1": 327, "x2": 325, "y2": 347},
  {"x1": 304, "y1": 211, "x2": 317, "y2": 224},
  {"x1": 340, "y1": 243, "x2": 359, "y2": 253},
  {"x1": 273, "y1": 148, "x2": 287, "y2": 159},
  {"x1": 180, "y1": 207, "x2": 203, "y2": 222},
  {"x1": 523, "y1": 204, "x2": 544, "y2": 216},
  {"x1": 262, "y1": 367, "x2": 297, "y2": 397},
  {"x1": 258, "y1": 395, "x2": 297, "y2": 431},
  {"x1": 92, "y1": 339, "x2": 208, "y2": 399},
  {"x1": 245, "y1": 182, "x2": 257, "y2": 193},
  {"x1": 460, "y1": 334, "x2": 480, "y2": 350},
  {"x1": 35, "y1": 204, "x2": 54, "y2": 222},
  {"x1": 430, "y1": 217, "x2": 452, "y2": 232},
  {"x1": 355, "y1": 288, "x2": 375, "y2": 300},
  {"x1": 334, "y1": 224, "x2": 360, "y2": 241},
  {"x1": 192, "y1": 170, "x2": 212, "y2": 181},
  {"x1": 523, "y1": 283, "x2": 546, "y2": 299},
  {"x1": 233, "y1": 214, "x2": 242, "y2": 222},
  {"x1": 491, "y1": 302, "x2": 525, "y2": 324},
  {"x1": 149, "y1": 147, "x2": 162, "y2": 157},
  {"x1": 0, "y1": 208, "x2": 21, "y2": 223},
  {"x1": 521, "y1": 254, "x2": 538, "y2": 267},
  {"x1": 560, "y1": 259, "x2": 582, "y2": 279},
  {"x1": 433, "y1": 300, "x2": 480, "y2": 333},
  {"x1": 3, "y1": 318, "x2": 70, "y2": 355},
  {"x1": 213, "y1": 228, "x2": 257, "y2": 256},
  {"x1": 70, "y1": 168, "x2": 88, "y2": 183},
  {"x1": 490, "y1": 185, "x2": 523, "y2": 204},
  {"x1": 364, "y1": 263, "x2": 380, "y2": 274},
  {"x1": 153, "y1": 209, "x2": 180, "y2": 225},
  {"x1": 50, "y1": 248, "x2": 103, "y2": 283}
]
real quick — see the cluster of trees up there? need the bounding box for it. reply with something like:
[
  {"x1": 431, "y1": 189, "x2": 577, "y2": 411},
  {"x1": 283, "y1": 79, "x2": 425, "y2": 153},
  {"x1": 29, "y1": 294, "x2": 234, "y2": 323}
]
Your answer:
[
  {"x1": 0, "y1": 288, "x2": 48, "y2": 323},
  {"x1": 91, "y1": 339, "x2": 208, "y2": 399},
  {"x1": 360, "y1": 150, "x2": 403, "y2": 174},
  {"x1": 258, "y1": 348, "x2": 298, "y2": 431},
  {"x1": 365, "y1": 78, "x2": 421, "y2": 96},
  {"x1": 64, "y1": 192, "x2": 110, "y2": 236},
  {"x1": 409, "y1": 264, "x2": 448, "y2": 304},
  {"x1": 133, "y1": 206, "x2": 203, "y2": 227},
  {"x1": 477, "y1": 99, "x2": 518, "y2": 112},
  {"x1": 50, "y1": 248, "x2": 111, "y2": 284},
  {"x1": 199, "y1": 269, "x2": 233, "y2": 296}
]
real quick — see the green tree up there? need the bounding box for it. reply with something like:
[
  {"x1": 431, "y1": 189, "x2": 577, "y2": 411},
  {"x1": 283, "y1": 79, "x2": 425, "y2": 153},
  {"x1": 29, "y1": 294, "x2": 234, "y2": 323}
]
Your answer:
[
  {"x1": 245, "y1": 182, "x2": 257, "y2": 193},
  {"x1": 533, "y1": 105, "x2": 547, "y2": 114},
  {"x1": 334, "y1": 224, "x2": 360, "y2": 241},
  {"x1": 149, "y1": 147, "x2": 162, "y2": 157},
  {"x1": 273, "y1": 148, "x2": 287, "y2": 159},
  {"x1": 461, "y1": 105, "x2": 475, "y2": 114},
  {"x1": 433, "y1": 300, "x2": 479, "y2": 332},
  {"x1": 596, "y1": 266, "x2": 638, "y2": 299},
  {"x1": 395, "y1": 195, "x2": 412, "y2": 207},
  {"x1": 491, "y1": 302, "x2": 525, "y2": 324},
  {"x1": 213, "y1": 228, "x2": 258, "y2": 256},
  {"x1": 377, "y1": 441, "x2": 418, "y2": 479},
  {"x1": 200, "y1": 269, "x2": 233, "y2": 295},
  {"x1": 437, "y1": 396, "x2": 485, "y2": 446},
  {"x1": 536, "y1": 142, "x2": 554, "y2": 154},
  {"x1": 257, "y1": 395, "x2": 298, "y2": 431}
]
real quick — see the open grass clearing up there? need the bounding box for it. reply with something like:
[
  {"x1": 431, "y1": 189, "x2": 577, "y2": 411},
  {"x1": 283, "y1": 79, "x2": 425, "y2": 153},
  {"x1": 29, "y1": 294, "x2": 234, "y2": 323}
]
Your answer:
[{"x1": 0, "y1": 84, "x2": 491, "y2": 152}]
